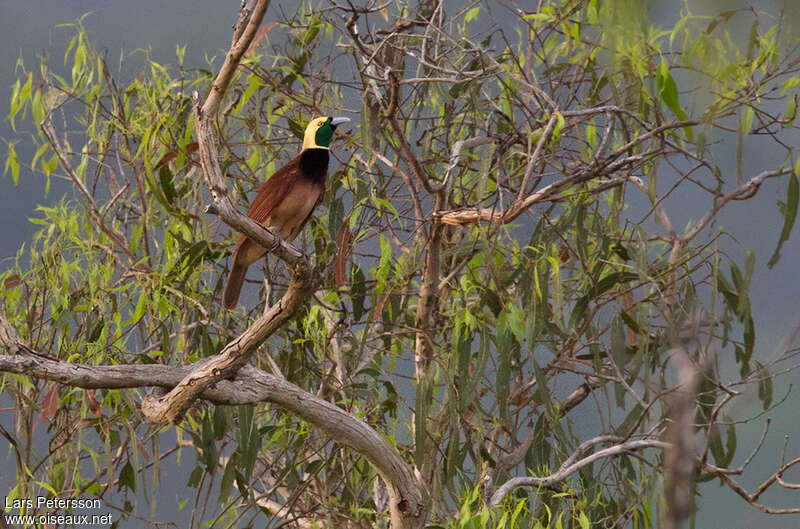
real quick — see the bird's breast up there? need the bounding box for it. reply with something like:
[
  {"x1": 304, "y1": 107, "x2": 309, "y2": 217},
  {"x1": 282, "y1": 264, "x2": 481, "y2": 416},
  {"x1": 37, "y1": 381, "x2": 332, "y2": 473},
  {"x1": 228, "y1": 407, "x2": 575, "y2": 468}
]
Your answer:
[{"x1": 266, "y1": 179, "x2": 322, "y2": 242}]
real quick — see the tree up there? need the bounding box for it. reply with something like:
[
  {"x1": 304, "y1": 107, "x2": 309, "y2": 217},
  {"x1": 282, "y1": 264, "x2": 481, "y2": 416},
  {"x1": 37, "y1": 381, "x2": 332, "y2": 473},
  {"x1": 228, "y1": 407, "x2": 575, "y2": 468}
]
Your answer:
[{"x1": 3, "y1": 1, "x2": 800, "y2": 528}]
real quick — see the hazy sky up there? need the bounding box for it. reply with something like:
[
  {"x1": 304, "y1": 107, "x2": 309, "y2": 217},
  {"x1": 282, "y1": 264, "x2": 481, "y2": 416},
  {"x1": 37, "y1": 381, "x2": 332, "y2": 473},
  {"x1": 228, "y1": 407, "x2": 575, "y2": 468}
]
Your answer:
[{"x1": 2, "y1": 2, "x2": 800, "y2": 528}]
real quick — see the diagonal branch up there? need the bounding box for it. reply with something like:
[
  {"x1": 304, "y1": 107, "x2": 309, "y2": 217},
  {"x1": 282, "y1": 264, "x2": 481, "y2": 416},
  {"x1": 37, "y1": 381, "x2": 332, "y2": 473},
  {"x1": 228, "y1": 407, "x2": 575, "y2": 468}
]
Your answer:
[
  {"x1": 139, "y1": 0, "x2": 312, "y2": 425},
  {"x1": 139, "y1": 271, "x2": 312, "y2": 424}
]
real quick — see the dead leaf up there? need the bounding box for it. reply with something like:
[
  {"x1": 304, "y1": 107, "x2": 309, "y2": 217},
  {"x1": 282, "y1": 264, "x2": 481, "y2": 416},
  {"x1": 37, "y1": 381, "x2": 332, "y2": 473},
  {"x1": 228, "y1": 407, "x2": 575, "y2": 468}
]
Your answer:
[
  {"x1": 154, "y1": 141, "x2": 199, "y2": 170},
  {"x1": 86, "y1": 389, "x2": 103, "y2": 417},
  {"x1": 39, "y1": 386, "x2": 59, "y2": 422},
  {"x1": 3, "y1": 274, "x2": 22, "y2": 290},
  {"x1": 334, "y1": 213, "x2": 354, "y2": 288},
  {"x1": 246, "y1": 22, "x2": 277, "y2": 56}
]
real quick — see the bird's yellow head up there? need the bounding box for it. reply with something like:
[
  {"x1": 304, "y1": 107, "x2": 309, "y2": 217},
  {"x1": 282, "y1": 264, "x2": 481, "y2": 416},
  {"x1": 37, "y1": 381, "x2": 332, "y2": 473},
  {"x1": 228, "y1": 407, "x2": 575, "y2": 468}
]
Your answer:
[{"x1": 302, "y1": 116, "x2": 350, "y2": 151}]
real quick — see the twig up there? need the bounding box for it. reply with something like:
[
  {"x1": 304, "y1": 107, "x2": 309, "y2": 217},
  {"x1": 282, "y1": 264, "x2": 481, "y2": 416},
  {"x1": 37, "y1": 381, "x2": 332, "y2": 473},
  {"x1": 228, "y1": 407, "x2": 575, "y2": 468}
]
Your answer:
[{"x1": 489, "y1": 439, "x2": 669, "y2": 507}]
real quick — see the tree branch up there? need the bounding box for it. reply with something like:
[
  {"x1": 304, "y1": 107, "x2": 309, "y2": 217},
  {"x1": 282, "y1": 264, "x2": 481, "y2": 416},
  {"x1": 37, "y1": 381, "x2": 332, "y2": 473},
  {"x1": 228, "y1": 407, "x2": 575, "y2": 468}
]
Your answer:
[
  {"x1": 489, "y1": 439, "x2": 670, "y2": 508},
  {"x1": 139, "y1": 273, "x2": 312, "y2": 424},
  {"x1": 139, "y1": 0, "x2": 314, "y2": 425},
  {"x1": 0, "y1": 312, "x2": 429, "y2": 529}
]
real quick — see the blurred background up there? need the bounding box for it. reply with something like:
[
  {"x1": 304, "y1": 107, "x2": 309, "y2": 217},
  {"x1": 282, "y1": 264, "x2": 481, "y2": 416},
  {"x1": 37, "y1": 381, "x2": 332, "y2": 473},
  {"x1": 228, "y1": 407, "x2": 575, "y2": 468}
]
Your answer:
[{"x1": 2, "y1": 1, "x2": 800, "y2": 527}]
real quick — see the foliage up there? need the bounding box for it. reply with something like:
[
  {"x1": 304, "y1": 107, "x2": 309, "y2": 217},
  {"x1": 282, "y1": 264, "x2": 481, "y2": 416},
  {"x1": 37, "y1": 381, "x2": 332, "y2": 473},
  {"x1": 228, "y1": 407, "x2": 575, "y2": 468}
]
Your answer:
[{"x1": 3, "y1": 1, "x2": 800, "y2": 528}]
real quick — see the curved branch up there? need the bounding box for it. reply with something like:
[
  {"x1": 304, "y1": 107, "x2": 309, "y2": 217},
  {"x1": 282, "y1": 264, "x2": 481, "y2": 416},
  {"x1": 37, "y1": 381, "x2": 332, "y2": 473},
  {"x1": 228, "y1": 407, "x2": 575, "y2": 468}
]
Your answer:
[
  {"x1": 682, "y1": 167, "x2": 791, "y2": 243},
  {"x1": 703, "y1": 460, "x2": 800, "y2": 515},
  {"x1": 0, "y1": 315, "x2": 429, "y2": 529},
  {"x1": 488, "y1": 439, "x2": 670, "y2": 508}
]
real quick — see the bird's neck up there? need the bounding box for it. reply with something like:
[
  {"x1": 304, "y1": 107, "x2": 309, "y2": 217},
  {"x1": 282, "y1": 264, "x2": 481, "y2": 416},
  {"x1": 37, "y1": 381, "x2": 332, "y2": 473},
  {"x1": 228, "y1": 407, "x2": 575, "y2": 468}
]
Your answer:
[{"x1": 299, "y1": 148, "x2": 330, "y2": 182}]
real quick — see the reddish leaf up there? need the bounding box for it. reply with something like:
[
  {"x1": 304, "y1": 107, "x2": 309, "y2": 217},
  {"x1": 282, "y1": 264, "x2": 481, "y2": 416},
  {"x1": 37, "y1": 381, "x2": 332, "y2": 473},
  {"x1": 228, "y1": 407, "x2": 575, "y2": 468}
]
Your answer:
[
  {"x1": 334, "y1": 213, "x2": 354, "y2": 288},
  {"x1": 246, "y1": 22, "x2": 277, "y2": 56},
  {"x1": 3, "y1": 274, "x2": 21, "y2": 290},
  {"x1": 621, "y1": 290, "x2": 638, "y2": 347},
  {"x1": 373, "y1": 289, "x2": 392, "y2": 319},
  {"x1": 559, "y1": 245, "x2": 571, "y2": 263},
  {"x1": 138, "y1": 440, "x2": 150, "y2": 462},
  {"x1": 39, "y1": 386, "x2": 59, "y2": 422},
  {"x1": 86, "y1": 389, "x2": 103, "y2": 417},
  {"x1": 154, "y1": 141, "x2": 199, "y2": 170}
]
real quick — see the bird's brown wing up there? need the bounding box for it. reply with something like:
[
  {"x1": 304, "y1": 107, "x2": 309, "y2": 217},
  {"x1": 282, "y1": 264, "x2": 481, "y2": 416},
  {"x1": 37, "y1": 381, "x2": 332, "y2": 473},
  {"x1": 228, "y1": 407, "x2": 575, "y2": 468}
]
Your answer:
[
  {"x1": 244, "y1": 154, "x2": 302, "y2": 224},
  {"x1": 230, "y1": 156, "x2": 302, "y2": 269}
]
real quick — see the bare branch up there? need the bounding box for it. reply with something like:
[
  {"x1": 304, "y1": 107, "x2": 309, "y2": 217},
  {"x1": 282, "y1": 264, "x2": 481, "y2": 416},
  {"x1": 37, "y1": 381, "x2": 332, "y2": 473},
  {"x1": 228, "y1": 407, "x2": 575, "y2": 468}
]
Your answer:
[
  {"x1": 0, "y1": 314, "x2": 429, "y2": 529},
  {"x1": 517, "y1": 113, "x2": 559, "y2": 201},
  {"x1": 682, "y1": 168, "x2": 791, "y2": 243},
  {"x1": 489, "y1": 439, "x2": 670, "y2": 508}
]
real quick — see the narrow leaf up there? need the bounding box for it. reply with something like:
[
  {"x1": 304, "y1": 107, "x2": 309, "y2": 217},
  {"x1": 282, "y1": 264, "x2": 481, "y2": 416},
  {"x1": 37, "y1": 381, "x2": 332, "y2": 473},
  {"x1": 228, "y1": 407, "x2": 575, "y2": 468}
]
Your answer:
[{"x1": 768, "y1": 173, "x2": 798, "y2": 268}]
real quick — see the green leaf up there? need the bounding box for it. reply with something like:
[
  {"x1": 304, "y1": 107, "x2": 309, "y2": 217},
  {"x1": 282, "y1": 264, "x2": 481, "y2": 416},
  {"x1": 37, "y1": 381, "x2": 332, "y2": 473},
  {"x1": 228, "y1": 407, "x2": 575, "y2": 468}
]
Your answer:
[
  {"x1": 595, "y1": 271, "x2": 639, "y2": 297},
  {"x1": 709, "y1": 420, "x2": 737, "y2": 469},
  {"x1": 552, "y1": 112, "x2": 566, "y2": 141},
  {"x1": 768, "y1": 173, "x2": 798, "y2": 268},
  {"x1": 414, "y1": 372, "x2": 434, "y2": 468},
  {"x1": 213, "y1": 405, "x2": 229, "y2": 441},
  {"x1": 218, "y1": 454, "x2": 237, "y2": 503},
  {"x1": 705, "y1": 10, "x2": 736, "y2": 34},
  {"x1": 657, "y1": 59, "x2": 680, "y2": 113},
  {"x1": 496, "y1": 332, "x2": 511, "y2": 422},
  {"x1": 237, "y1": 404, "x2": 258, "y2": 482},
  {"x1": 376, "y1": 234, "x2": 392, "y2": 294},
  {"x1": 568, "y1": 295, "x2": 589, "y2": 330},
  {"x1": 118, "y1": 461, "x2": 136, "y2": 492},
  {"x1": 4, "y1": 142, "x2": 20, "y2": 184},
  {"x1": 784, "y1": 96, "x2": 797, "y2": 126},
  {"x1": 158, "y1": 165, "x2": 177, "y2": 205},
  {"x1": 724, "y1": 421, "x2": 737, "y2": 466},
  {"x1": 740, "y1": 106, "x2": 754, "y2": 134},
  {"x1": 609, "y1": 314, "x2": 628, "y2": 370},
  {"x1": 743, "y1": 315, "x2": 755, "y2": 359},
  {"x1": 614, "y1": 403, "x2": 643, "y2": 438},
  {"x1": 287, "y1": 118, "x2": 305, "y2": 140},
  {"x1": 126, "y1": 290, "x2": 148, "y2": 326},
  {"x1": 187, "y1": 465, "x2": 203, "y2": 488},
  {"x1": 360, "y1": 94, "x2": 373, "y2": 159},
  {"x1": 351, "y1": 265, "x2": 366, "y2": 321},
  {"x1": 585, "y1": 120, "x2": 596, "y2": 150},
  {"x1": 657, "y1": 58, "x2": 693, "y2": 140},
  {"x1": 780, "y1": 76, "x2": 800, "y2": 96},
  {"x1": 757, "y1": 362, "x2": 773, "y2": 410},
  {"x1": 709, "y1": 425, "x2": 725, "y2": 466}
]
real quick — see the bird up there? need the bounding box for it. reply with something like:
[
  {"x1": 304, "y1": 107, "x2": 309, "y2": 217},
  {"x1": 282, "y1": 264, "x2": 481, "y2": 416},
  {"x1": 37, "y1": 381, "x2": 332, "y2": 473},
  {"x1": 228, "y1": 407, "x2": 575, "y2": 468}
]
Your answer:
[{"x1": 222, "y1": 116, "x2": 350, "y2": 310}]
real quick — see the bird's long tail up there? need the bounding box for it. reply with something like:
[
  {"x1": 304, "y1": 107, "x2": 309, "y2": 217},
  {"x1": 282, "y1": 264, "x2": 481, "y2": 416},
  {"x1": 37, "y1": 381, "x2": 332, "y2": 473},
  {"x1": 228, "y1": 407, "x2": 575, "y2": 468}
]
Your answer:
[{"x1": 223, "y1": 261, "x2": 247, "y2": 310}]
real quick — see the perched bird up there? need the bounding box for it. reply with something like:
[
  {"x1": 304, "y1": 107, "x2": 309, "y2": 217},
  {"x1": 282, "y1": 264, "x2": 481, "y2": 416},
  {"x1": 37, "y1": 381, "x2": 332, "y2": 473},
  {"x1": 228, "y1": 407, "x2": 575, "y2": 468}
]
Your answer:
[{"x1": 222, "y1": 116, "x2": 350, "y2": 310}]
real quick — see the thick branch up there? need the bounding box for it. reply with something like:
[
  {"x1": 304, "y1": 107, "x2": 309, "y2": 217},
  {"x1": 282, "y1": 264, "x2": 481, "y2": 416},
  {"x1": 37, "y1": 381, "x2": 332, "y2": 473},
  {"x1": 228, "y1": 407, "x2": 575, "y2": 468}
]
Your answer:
[
  {"x1": 664, "y1": 347, "x2": 701, "y2": 529},
  {"x1": 0, "y1": 316, "x2": 428, "y2": 529},
  {"x1": 139, "y1": 272, "x2": 312, "y2": 424},
  {"x1": 203, "y1": 0, "x2": 271, "y2": 118}
]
